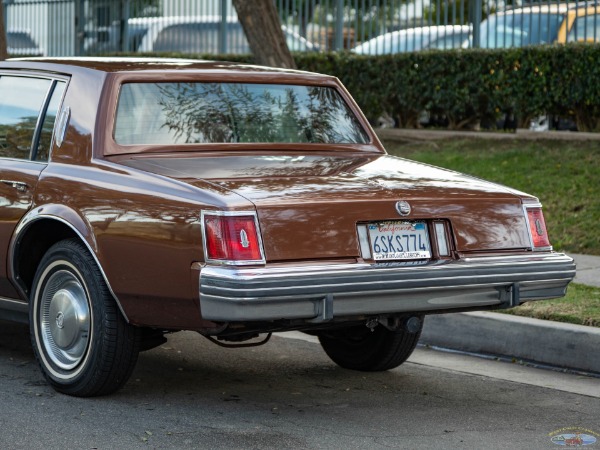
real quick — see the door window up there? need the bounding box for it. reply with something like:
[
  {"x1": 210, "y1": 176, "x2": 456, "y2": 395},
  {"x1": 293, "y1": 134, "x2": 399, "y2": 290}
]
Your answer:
[
  {"x1": 0, "y1": 76, "x2": 52, "y2": 159},
  {"x1": 0, "y1": 76, "x2": 65, "y2": 161}
]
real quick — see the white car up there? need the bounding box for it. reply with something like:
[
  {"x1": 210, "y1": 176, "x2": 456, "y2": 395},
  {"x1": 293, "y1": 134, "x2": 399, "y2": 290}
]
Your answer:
[
  {"x1": 129, "y1": 15, "x2": 319, "y2": 53},
  {"x1": 353, "y1": 25, "x2": 471, "y2": 54}
]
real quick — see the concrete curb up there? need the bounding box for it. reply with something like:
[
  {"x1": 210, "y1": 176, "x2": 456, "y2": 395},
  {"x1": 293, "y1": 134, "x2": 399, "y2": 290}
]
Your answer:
[
  {"x1": 375, "y1": 128, "x2": 600, "y2": 142},
  {"x1": 420, "y1": 311, "x2": 600, "y2": 374}
]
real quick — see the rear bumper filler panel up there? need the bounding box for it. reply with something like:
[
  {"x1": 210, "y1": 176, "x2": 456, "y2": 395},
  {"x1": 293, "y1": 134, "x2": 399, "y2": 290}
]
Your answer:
[{"x1": 198, "y1": 253, "x2": 576, "y2": 322}]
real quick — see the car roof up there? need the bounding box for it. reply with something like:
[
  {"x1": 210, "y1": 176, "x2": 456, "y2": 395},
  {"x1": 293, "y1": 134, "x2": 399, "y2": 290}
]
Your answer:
[
  {"x1": 353, "y1": 24, "x2": 471, "y2": 53},
  {"x1": 0, "y1": 57, "x2": 323, "y2": 77},
  {"x1": 499, "y1": 3, "x2": 598, "y2": 14}
]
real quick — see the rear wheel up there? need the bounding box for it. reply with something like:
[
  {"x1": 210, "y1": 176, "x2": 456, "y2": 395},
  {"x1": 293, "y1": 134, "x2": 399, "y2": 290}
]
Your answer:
[
  {"x1": 29, "y1": 239, "x2": 140, "y2": 397},
  {"x1": 318, "y1": 319, "x2": 423, "y2": 372}
]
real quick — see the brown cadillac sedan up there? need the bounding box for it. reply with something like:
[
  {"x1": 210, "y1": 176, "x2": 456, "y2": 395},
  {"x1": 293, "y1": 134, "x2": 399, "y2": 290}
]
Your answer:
[{"x1": 0, "y1": 58, "x2": 575, "y2": 397}]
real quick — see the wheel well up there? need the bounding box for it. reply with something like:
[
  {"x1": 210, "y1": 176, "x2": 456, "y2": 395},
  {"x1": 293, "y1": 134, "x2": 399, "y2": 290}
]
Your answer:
[{"x1": 13, "y1": 219, "x2": 79, "y2": 298}]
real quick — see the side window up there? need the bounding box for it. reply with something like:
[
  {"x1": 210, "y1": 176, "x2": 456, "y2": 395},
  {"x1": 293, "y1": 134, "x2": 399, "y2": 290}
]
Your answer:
[
  {"x1": 567, "y1": 15, "x2": 600, "y2": 42},
  {"x1": 0, "y1": 76, "x2": 52, "y2": 159},
  {"x1": 35, "y1": 81, "x2": 66, "y2": 162}
]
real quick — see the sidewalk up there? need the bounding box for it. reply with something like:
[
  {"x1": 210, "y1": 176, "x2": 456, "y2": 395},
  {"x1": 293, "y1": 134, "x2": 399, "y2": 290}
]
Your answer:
[{"x1": 420, "y1": 253, "x2": 600, "y2": 374}]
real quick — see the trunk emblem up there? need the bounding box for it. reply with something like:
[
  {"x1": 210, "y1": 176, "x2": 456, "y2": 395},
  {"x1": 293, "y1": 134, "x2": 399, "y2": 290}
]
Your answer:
[
  {"x1": 535, "y1": 218, "x2": 544, "y2": 236},
  {"x1": 240, "y1": 229, "x2": 250, "y2": 248},
  {"x1": 396, "y1": 201, "x2": 411, "y2": 216}
]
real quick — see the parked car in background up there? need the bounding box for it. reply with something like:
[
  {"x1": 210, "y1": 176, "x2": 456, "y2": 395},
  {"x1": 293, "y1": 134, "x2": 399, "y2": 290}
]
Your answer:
[
  {"x1": 129, "y1": 15, "x2": 319, "y2": 53},
  {"x1": 353, "y1": 25, "x2": 471, "y2": 54},
  {"x1": 6, "y1": 29, "x2": 43, "y2": 56},
  {"x1": 0, "y1": 57, "x2": 574, "y2": 397},
  {"x1": 478, "y1": 3, "x2": 600, "y2": 48}
]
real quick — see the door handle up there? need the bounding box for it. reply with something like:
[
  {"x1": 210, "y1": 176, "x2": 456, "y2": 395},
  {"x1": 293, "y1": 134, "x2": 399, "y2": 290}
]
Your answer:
[{"x1": 1, "y1": 180, "x2": 29, "y2": 192}]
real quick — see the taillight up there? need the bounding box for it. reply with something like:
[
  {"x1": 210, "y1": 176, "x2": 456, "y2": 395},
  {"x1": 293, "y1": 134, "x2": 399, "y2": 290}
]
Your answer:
[
  {"x1": 525, "y1": 205, "x2": 552, "y2": 250},
  {"x1": 202, "y1": 212, "x2": 264, "y2": 264}
]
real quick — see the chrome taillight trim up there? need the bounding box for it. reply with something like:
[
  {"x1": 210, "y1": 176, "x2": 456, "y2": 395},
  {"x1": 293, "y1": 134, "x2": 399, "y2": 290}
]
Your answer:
[
  {"x1": 356, "y1": 224, "x2": 372, "y2": 260},
  {"x1": 523, "y1": 203, "x2": 553, "y2": 252},
  {"x1": 434, "y1": 221, "x2": 450, "y2": 256},
  {"x1": 200, "y1": 210, "x2": 266, "y2": 266}
]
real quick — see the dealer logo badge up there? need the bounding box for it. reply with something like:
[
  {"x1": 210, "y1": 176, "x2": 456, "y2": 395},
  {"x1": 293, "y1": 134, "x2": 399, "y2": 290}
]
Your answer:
[{"x1": 396, "y1": 201, "x2": 411, "y2": 216}]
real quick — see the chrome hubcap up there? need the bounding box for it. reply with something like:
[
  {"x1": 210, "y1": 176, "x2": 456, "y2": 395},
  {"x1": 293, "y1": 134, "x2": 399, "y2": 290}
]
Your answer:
[{"x1": 40, "y1": 270, "x2": 90, "y2": 370}]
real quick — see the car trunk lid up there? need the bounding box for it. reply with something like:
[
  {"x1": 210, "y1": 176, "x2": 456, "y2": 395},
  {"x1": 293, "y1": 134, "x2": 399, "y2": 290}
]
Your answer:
[{"x1": 119, "y1": 153, "x2": 533, "y2": 261}]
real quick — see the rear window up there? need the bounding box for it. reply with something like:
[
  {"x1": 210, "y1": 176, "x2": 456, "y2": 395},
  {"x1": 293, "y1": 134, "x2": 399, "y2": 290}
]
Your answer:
[
  {"x1": 480, "y1": 13, "x2": 563, "y2": 48},
  {"x1": 114, "y1": 82, "x2": 369, "y2": 145}
]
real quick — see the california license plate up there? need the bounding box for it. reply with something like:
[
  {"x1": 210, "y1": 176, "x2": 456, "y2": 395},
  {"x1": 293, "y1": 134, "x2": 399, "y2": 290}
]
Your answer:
[{"x1": 368, "y1": 221, "x2": 431, "y2": 261}]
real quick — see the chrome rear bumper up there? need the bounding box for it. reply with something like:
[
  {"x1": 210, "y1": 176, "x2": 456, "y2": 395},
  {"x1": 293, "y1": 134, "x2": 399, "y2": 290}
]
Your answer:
[{"x1": 198, "y1": 253, "x2": 576, "y2": 322}]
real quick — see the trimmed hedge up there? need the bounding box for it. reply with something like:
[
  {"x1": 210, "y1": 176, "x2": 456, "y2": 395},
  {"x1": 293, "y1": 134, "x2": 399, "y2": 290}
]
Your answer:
[{"x1": 120, "y1": 43, "x2": 600, "y2": 131}]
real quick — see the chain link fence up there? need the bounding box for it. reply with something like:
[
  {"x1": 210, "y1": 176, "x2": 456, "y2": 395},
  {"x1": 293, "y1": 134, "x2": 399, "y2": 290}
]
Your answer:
[{"x1": 3, "y1": 0, "x2": 599, "y2": 57}]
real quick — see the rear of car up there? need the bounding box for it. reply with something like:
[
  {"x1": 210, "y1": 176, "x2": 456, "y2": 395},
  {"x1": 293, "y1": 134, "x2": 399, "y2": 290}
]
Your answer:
[
  {"x1": 0, "y1": 59, "x2": 575, "y2": 397},
  {"x1": 107, "y1": 72, "x2": 574, "y2": 323}
]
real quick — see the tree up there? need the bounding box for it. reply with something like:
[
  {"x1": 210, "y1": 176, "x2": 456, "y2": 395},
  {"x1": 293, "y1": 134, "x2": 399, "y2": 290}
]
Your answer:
[
  {"x1": 0, "y1": 0, "x2": 8, "y2": 61},
  {"x1": 232, "y1": 0, "x2": 296, "y2": 69}
]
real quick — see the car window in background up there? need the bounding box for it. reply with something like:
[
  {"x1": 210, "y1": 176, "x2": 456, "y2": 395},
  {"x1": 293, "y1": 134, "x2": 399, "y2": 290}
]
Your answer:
[
  {"x1": 426, "y1": 31, "x2": 470, "y2": 49},
  {"x1": 35, "y1": 81, "x2": 66, "y2": 162},
  {"x1": 0, "y1": 76, "x2": 52, "y2": 159},
  {"x1": 152, "y1": 22, "x2": 247, "y2": 53},
  {"x1": 480, "y1": 13, "x2": 563, "y2": 48},
  {"x1": 6, "y1": 30, "x2": 42, "y2": 55},
  {"x1": 567, "y1": 14, "x2": 600, "y2": 42},
  {"x1": 128, "y1": 24, "x2": 151, "y2": 52},
  {"x1": 135, "y1": 18, "x2": 317, "y2": 54},
  {"x1": 114, "y1": 82, "x2": 369, "y2": 145},
  {"x1": 354, "y1": 32, "x2": 424, "y2": 54}
]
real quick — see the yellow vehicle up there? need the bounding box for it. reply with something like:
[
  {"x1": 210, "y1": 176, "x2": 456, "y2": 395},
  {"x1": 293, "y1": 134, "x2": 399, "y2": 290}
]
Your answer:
[{"x1": 478, "y1": 3, "x2": 600, "y2": 48}]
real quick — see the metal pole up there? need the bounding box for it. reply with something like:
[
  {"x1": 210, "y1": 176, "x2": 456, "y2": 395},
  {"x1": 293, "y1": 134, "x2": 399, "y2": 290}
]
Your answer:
[
  {"x1": 122, "y1": 0, "x2": 130, "y2": 52},
  {"x1": 220, "y1": 0, "x2": 227, "y2": 54},
  {"x1": 75, "y1": 0, "x2": 85, "y2": 56},
  {"x1": 471, "y1": 0, "x2": 482, "y2": 48},
  {"x1": 2, "y1": 1, "x2": 6, "y2": 34},
  {"x1": 335, "y1": 0, "x2": 343, "y2": 50}
]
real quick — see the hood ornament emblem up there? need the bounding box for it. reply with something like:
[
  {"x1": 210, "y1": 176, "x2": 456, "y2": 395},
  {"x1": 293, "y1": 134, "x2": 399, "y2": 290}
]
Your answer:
[{"x1": 396, "y1": 201, "x2": 411, "y2": 216}]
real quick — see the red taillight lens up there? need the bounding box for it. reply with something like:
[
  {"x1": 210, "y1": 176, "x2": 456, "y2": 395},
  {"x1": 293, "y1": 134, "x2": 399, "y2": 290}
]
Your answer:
[
  {"x1": 203, "y1": 214, "x2": 263, "y2": 262},
  {"x1": 526, "y1": 207, "x2": 551, "y2": 250}
]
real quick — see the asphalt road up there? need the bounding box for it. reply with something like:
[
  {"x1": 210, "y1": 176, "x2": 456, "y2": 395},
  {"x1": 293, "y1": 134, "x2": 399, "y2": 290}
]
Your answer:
[{"x1": 1, "y1": 321, "x2": 598, "y2": 450}]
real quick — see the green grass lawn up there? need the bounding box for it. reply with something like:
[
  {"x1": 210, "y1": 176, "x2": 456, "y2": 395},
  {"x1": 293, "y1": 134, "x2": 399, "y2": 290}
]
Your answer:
[
  {"x1": 382, "y1": 137, "x2": 600, "y2": 327},
  {"x1": 503, "y1": 283, "x2": 600, "y2": 327}
]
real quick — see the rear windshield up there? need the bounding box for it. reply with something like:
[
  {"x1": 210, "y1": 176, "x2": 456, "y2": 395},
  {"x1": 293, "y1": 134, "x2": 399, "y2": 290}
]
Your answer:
[
  {"x1": 480, "y1": 13, "x2": 563, "y2": 48},
  {"x1": 114, "y1": 82, "x2": 369, "y2": 145}
]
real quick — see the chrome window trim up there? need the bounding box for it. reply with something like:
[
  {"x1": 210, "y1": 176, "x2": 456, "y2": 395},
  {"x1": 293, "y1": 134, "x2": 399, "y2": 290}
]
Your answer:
[{"x1": 0, "y1": 71, "x2": 70, "y2": 162}]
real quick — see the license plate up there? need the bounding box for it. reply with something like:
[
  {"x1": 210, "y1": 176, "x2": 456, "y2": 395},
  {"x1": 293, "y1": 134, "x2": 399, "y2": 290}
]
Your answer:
[{"x1": 368, "y1": 221, "x2": 431, "y2": 261}]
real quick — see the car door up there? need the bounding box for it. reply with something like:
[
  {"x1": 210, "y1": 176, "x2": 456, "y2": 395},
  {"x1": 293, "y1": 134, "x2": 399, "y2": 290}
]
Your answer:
[{"x1": 0, "y1": 73, "x2": 66, "y2": 299}]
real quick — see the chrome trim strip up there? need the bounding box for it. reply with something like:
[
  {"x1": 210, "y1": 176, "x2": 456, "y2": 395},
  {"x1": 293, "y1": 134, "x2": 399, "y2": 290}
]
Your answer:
[
  {"x1": 198, "y1": 253, "x2": 575, "y2": 322},
  {"x1": 55, "y1": 106, "x2": 70, "y2": 148},
  {"x1": 523, "y1": 203, "x2": 553, "y2": 252},
  {"x1": 0, "y1": 297, "x2": 29, "y2": 324},
  {"x1": 0, "y1": 297, "x2": 28, "y2": 312}
]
